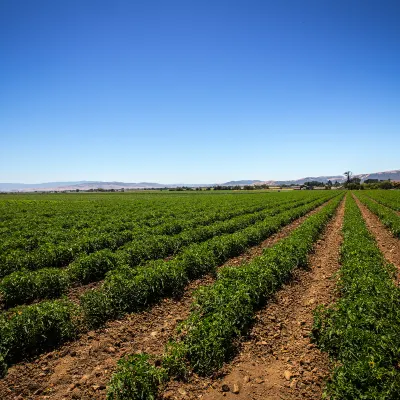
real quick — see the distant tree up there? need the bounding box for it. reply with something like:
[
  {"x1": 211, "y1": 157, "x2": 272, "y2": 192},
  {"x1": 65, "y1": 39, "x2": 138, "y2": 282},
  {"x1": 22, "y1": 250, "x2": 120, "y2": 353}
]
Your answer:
[
  {"x1": 344, "y1": 171, "x2": 353, "y2": 184},
  {"x1": 327, "y1": 180, "x2": 333, "y2": 187},
  {"x1": 379, "y1": 180, "x2": 393, "y2": 190},
  {"x1": 304, "y1": 181, "x2": 324, "y2": 187},
  {"x1": 346, "y1": 182, "x2": 361, "y2": 190}
]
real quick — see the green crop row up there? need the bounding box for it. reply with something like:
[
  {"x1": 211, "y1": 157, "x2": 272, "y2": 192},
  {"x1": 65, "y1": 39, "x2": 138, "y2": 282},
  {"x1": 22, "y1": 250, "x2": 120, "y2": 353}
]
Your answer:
[
  {"x1": 0, "y1": 193, "x2": 308, "y2": 278},
  {"x1": 312, "y1": 195, "x2": 400, "y2": 399},
  {"x1": 105, "y1": 194, "x2": 344, "y2": 400},
  {"x1": 1, "y1": 191, "x2": 296, "y2": 252},
  {"x1": 80, "y1": 194, "x2": 337, "y2": 328},
  {"x1": 0, "y1": 299, "x2": 82, "y2": 378},
  {"x1": 365, "y1": 190, "x2": 400, "y2": 211},
  {"x1": 355, "y1": 192, "x2": 400, "y2": 237},
  {"x1": 0, "y1": 193, "x2": 337, "y2": 377},
  {"x1": 0, "y1": 196, "x2": 327, "y2": 308}
]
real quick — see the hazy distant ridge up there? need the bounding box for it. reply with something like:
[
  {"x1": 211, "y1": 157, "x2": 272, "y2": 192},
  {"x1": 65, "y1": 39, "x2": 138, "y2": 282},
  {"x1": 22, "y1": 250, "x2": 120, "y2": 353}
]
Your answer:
[{"x1": 1, "y1": 169, "x2": 399, "y2": 192}]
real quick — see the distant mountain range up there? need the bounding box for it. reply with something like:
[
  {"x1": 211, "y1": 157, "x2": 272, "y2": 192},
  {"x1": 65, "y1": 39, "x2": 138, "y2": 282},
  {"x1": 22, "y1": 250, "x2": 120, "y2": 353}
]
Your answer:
[{"x1": 1, "y1": 170, "x2": 399, "y2": 192}]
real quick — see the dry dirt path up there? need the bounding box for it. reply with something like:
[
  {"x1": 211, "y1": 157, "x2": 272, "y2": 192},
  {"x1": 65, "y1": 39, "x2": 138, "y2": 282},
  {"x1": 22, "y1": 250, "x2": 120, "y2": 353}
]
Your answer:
[
  {"x1": 163, "y1": 197, "x2": 346, "y2": 400},
  {"x1": 353, "y1": 195, "x2": 400, "y2": 279},
  {"x1": 0, "y1": 200, "x2": 334, "y2": 400}
]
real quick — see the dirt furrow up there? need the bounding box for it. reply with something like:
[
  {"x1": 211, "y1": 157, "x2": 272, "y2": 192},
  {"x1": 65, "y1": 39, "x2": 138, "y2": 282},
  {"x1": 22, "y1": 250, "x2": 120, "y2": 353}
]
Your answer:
[
  {"x1": 0, "y1": 200, "x2": 334, "y2": 400},
  {"x1": 353, "y1": 195, "x2": 400, "y2": 278},
  {"x1": 163, "y1": 197, "x2": 346, "y2": 400}
]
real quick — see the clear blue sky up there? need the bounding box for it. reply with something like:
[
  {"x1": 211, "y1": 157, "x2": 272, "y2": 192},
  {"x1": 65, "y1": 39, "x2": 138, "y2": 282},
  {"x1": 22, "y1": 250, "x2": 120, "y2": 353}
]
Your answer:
[{"x1": 1, "y1": 0, "x2": 399, "y2": 183}]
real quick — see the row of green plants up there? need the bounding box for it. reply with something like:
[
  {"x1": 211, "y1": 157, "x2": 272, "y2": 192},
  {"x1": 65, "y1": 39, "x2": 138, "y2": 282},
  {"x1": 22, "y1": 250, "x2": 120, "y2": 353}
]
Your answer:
[
  {"x1": 0, "y1": 195, "x2": 327, "y2": 308},
  {"x1": 355, "y1": 192, "x2": 400, "y2": 238},
  {"x1": 1, "y1": 191, "x2": 294, "y2": 253},
  {"x1": 105, "y1": 194, "x2": 344, "y2": 400},
  {"x1": 365, "y1": 189, "x2": 400, "y2": 211},
  {"x1": 0, "y1": 299, "x2": 82, "y2": 378},
  {"x1": 1, "y1": 192, "x2": 247, "y2": 257},
  {"x1": 312, "y1": 194, "x2": 400, "y2": 399},
  {"x1": 80, "y1": 194, "x2": 338, "y2": 328},
  {"x1": 0, "y1": 194, "x2": 337, "y2": 376},
  {"x1": 1, "y1": 193, "x2": 298, "y2": 278}
]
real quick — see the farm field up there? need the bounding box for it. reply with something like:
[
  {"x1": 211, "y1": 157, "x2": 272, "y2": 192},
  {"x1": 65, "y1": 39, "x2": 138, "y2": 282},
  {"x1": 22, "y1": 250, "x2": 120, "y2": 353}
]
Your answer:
[{"x1": 0, "y1": 189, "x2": 399, "y2": 400}]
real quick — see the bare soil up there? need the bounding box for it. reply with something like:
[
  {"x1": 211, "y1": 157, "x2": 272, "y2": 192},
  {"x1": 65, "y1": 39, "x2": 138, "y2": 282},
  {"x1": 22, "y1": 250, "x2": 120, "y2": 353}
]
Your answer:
[
  {"x1": 353, "y1": 195, "x2": 400, "y2": 279},
  {"x1": 163, "y1": 198, "x2": 346, "y2": 400},
  {"x1": 0, "y1": 200, "x2": 334, "y2": 400}
]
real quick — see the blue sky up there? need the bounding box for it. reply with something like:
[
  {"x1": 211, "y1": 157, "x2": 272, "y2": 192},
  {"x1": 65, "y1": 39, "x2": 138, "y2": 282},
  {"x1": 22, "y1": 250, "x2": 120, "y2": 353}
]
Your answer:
[{"x1": 1, "y1": 0, "x2": 399, "y2": 183}]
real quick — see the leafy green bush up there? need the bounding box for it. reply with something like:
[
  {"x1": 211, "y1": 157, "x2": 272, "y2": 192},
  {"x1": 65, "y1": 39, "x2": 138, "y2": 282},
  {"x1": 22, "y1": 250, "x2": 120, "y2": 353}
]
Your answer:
[
  {"x1": 107, "y1": 354, "x2": 167, "y2": 400},
  {"x1": 0, "y1": 268, "x2": 69, "y2": 307},
  {"x1": 0, "y1": 299, "x2": 82, "y2": 376},
  {"x1": 68, "y1": 249, "x2": 121, "y2": 283}
]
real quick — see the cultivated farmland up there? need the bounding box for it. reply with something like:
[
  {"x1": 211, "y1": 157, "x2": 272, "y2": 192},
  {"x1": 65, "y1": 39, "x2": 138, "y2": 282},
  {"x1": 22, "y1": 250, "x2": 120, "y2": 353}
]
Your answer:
[{"x1": 0, "y1": 189, "x2": 399, "y2": 400}]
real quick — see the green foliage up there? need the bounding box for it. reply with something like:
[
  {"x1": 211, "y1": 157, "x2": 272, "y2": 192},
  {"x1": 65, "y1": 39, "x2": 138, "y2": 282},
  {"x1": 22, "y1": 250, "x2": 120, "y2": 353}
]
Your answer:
[
  {"x1": 0, "y1": 268, "x2": 69, "y2": 307},
  {"x1": 0, "y1": 192, "x2": 329, "y2": 307},
  {"x1": 0, "y1": 299, "x2": 82, "y2": 376},
  {"x1": 312, "y1": 195, "x2": 400, "y2": 399},
  {"x1": 107, "y1": 354, "x2": 167, "y2": 400},
  {"x1": 81, "y1": 194, "x2": 338, "y2": 327},
  {"x1": 162, "y1": 341, "x2": 189, "y2": 380},
  {"x1": 68, "y1": 249, "x2": 121, "y2": 283},
  {"x1": 2, "y1": 191, "x2": 313, "y2": 277},
  {"x1": 366, "y1": 190, "x2": 400, "y2": 211}
]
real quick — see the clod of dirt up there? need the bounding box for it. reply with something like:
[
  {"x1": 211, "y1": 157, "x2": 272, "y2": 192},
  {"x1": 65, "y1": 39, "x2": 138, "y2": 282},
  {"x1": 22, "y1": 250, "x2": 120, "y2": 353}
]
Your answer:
[
  {"x1": 284, "y1": 370, "x2": 292, "y2": 381},
  {"x1": 232, "y1": 383, "x2": 240, "y2": 394},
  {"x1": 221, "y1": 384, "x2": 230, "y2": 392}
]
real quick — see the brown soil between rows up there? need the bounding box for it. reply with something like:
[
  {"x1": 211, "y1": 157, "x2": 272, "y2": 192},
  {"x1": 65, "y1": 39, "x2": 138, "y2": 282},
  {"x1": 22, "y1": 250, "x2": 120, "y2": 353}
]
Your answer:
[
  {"x1": 0, "y1": 200, "x2": 332, "y2": 400},
  {"x1": 353, "y1": 195, "x2": 400, "y2": 279},
  {"x1": 163, "y1": 197, "x2": 346, "y2": 400}
]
